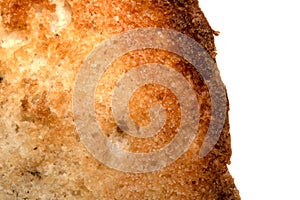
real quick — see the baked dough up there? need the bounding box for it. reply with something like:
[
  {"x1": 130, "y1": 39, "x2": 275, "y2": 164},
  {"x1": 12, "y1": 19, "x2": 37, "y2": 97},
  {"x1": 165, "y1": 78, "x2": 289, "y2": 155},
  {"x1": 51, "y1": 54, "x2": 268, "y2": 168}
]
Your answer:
[{"x1": 0, "y1": 0, "x2": 240, "y2": 199}]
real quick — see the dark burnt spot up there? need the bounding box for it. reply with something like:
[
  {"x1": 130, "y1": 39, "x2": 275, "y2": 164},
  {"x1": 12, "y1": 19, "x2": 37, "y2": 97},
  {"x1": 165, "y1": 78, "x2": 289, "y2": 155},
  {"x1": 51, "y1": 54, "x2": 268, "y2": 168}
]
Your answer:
[{"x1": 27, "y1": 170, "x2": 41, "y2": 179}]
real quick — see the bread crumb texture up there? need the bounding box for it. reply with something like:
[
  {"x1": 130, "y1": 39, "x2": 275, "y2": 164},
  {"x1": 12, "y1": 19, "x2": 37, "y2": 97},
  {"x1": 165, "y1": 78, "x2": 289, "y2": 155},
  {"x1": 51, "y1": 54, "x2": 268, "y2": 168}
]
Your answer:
[{"x1": 0, "y1": 0, "x2": 240, "y2": 199}]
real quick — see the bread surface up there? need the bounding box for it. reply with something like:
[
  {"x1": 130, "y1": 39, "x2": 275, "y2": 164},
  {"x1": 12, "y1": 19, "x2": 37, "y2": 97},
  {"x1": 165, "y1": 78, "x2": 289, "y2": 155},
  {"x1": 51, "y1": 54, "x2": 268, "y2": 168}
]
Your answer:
[{"x1": 0, "y1": 0, "x2": 240, "y2": 199}]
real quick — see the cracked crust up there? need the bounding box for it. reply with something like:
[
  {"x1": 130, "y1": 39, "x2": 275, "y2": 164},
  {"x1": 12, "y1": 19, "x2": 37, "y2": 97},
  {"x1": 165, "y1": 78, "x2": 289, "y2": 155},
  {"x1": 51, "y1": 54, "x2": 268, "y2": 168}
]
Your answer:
[{"x1": 0, "y1": 0, "x2": 240, "y2": 199}]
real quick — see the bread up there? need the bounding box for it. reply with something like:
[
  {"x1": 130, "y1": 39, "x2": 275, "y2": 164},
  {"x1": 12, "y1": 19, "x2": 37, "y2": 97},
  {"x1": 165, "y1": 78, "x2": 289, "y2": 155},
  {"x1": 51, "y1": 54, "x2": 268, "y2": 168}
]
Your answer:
[{"x1": 0, "y1": 0, "x2": 240, "y2": 199}]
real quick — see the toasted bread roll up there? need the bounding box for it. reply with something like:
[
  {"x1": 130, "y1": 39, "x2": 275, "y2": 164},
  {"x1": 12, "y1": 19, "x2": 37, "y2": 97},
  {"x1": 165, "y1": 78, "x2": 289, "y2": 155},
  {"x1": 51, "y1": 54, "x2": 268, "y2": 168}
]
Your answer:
[{"x1": 0, "y1": 0, "x2": 239, "y2": 199}]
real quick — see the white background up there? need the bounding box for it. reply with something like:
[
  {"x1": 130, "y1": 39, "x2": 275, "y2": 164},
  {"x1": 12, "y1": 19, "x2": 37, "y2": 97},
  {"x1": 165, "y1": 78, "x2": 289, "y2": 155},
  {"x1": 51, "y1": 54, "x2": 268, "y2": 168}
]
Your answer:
[{"x1": 201, "y1": 0, "x2": 300, "y2": 199}]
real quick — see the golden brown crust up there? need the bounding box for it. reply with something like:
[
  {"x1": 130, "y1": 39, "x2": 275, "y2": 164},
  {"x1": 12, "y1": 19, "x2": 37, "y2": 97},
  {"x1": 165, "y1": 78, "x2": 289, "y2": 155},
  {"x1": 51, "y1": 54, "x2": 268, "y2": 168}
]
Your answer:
[{"x1": 0, "y1": 0, "x2": 240, "y2": 199}]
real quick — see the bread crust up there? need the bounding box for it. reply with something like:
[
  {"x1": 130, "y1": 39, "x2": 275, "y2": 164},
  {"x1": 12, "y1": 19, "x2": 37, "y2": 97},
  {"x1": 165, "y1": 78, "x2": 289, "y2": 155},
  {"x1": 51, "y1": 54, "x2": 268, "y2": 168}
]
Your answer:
[{"x1": 0, "y1": 0, "x2": 240, "y2": 199}]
